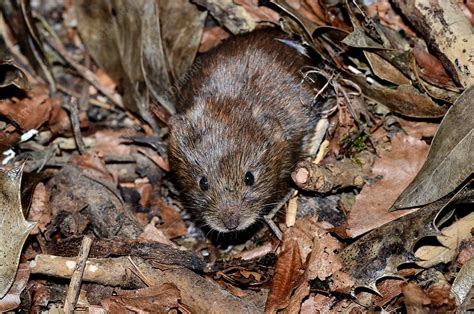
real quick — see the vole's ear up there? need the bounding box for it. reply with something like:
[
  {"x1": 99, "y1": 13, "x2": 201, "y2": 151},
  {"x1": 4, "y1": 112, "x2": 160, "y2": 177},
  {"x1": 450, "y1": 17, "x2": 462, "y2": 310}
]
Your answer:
[
  {"x1": 169, "y1": 114, "x2": 203, "y2": 146},
  {"x1": 169, "y1": 114, "x2": 189, "y2": 134}
]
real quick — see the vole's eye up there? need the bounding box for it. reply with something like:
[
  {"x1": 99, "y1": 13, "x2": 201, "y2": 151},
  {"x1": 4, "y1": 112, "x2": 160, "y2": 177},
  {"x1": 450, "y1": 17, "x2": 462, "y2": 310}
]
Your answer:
[
  {"x1": 199, "y1": 176, "x2": 209, "y2": 191},
  {"x1": 244, "y1": 172, "x2": 255, "y2": 186}
]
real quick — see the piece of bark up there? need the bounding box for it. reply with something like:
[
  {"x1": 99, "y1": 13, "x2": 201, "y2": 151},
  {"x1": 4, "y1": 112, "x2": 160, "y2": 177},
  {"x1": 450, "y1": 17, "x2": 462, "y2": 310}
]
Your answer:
[
  {"x1": 30, "y1": 255, "x2": 263, "y2": 313},
  {"x1": 48, "y1": 236, "x2": 205, "y2": 272}
]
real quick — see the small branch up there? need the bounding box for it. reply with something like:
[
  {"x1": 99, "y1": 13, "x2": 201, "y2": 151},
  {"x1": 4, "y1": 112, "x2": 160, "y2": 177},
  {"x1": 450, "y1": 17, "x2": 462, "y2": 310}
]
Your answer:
[
  {"x1": 63, "y1": 236, "x2": 93, "y2": 313},
  {"x1": 62, "y1": 97, "x2": 87, "y2": 155}
]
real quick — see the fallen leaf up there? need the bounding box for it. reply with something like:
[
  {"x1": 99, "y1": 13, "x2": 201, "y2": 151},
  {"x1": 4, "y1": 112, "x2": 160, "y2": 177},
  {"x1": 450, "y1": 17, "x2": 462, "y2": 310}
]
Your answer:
[
  {"x1": 364, "y1": 51, "x2": 410, "y2": 85},
  {"x1": 199, "y1": 26, "x2": 231, "y2": 53},
  {"x1": 347, "y1": 133, "x2": 429, "y2": 237},
  {"x1": 415, "y1": 212, "x2": 474, "y2": 267},
  {"x1": 0, "y1": 87, "x2": 53, "y2": 131},
  {"x1": 93, "y1": 129, "x2": 133, "y2": 156},
  {"x1": 264, "y1": 238, "x2": 303, "y2": 313},
  {"x1": 0, "y1": 263, "x2": 30, "y2": 312},
  {"x1": 27, "y1": 183, "x2": 51, "y2": 235},
  {"x1": 393, "y1": 86, "x2": 474, "y2": 209},
  {"x1": 0, "y1": 165, "x2": 36, "y2": 298},
  {"x1": 339, "y1": 185, "x2": 472, "y2": 293},
  {"x1": 349, "y1": 74, "x2": 448, "y2": 118},
  {"x1": 300, "y1": 293, "x2": 333, "y2": 314},
  {"x1": 451, "y1": 257, "x2": 474, "y2": 308},
  {"x1": 159, "y1": 0, "x2": 207, "y2": 82}
]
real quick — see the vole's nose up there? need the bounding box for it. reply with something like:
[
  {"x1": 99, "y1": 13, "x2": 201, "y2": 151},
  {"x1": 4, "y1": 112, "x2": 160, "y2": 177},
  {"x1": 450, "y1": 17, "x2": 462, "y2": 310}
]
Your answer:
[{"x1": 220, "y1": 206, "x2": 240, "y2": 230}]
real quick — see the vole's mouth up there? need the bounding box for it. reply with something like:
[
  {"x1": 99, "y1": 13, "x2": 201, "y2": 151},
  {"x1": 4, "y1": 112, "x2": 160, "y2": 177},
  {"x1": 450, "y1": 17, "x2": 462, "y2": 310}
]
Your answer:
[{"x1": 205, "y1": 214, "x2": 259, "y2": 233}]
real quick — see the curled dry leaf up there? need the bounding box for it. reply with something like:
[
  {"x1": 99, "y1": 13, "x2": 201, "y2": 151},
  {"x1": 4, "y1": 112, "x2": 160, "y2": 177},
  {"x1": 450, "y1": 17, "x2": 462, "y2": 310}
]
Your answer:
[
  {"x1": 393, "y1": 86, "x2": 474, "y2": 209},
  {"x1": 346, "y1": 133, "x2": 429, "y2": 238},
  {"x1": 0, "y1": 165, "x2": 36, "y2": 298}
]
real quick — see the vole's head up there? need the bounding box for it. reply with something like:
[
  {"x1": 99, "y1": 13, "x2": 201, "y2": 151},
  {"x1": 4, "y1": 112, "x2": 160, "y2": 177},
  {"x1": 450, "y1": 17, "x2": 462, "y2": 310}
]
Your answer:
[{"x1": 168, "y1": 98, "x2": 292, "y2": 233}]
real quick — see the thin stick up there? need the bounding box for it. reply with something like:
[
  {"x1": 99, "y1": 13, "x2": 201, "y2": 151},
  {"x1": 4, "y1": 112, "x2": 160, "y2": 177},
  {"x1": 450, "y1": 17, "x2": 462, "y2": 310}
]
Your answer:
[
  {"x1": 63, "y1": 236, "x2": 93, "y2": 314},
  {"x1": 63, "y1": 97, "x2": 87, "y2": 155}
]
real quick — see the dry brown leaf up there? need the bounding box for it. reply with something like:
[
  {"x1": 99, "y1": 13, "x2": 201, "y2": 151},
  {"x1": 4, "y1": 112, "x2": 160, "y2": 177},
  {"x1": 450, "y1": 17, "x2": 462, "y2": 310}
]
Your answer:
[
  {"x1": 398, "y1": 120, "x2": 439, "y2": 140},
  {"x1": 93, "y1": 129, "x2": 133, "y2": 156},
  {"x1": 139, "y1": 218, "x2": 177, "y2": 248},
  {"x1": 346, "y1": 133, "x2": 429, "y2": 237},
  {"x1": 306, "y1": 230, "x2": 342, "y2": 281},
  {"x1": 154, "y1": 199, "x2": 187, "y2": 239},
  {"x1": 365, "y1": 51, "x2": 410, "y2": 85},
  {"x1": 0, "y1": 87, "x2": 53, "y2": 131},
  {"x1": 403, "y1": 282, "x2": 432, "y2": 313},
  {"x1": 412, "y1": 45, "x2": 457, "y2": 89},
  {"x1": 27, "y1": 183, "x2": 51, "y2": 235},
  {"x1": 300, "y1": 293, "x2": 333, "y2": 314},
  {"x1": 199, "y1": 26, "x2": 231, "y2": 53},
  {"x1": 265, "y1": 238, "x2": 304, "y2": 313}
]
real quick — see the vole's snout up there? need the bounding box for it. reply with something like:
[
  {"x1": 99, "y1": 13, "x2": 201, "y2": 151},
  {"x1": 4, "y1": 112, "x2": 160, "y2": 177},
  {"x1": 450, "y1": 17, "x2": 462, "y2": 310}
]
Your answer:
[{"x1": 219, "y1": 205, "x2": 241, "y2": 231}]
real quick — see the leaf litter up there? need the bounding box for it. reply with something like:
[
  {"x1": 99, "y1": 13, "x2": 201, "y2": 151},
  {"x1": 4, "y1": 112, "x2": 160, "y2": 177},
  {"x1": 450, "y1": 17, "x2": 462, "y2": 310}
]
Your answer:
[{"x1": 0, "y1": 0, "x2": 472, "y2": 312}]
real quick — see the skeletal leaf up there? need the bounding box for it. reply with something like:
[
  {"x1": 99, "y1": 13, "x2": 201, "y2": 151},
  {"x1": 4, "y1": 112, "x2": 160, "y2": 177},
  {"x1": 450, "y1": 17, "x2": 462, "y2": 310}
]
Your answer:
[
  {"x1": 339, "y1": 184, "x2": 472, "y2": 294},
  {"x1": 0, "y1": 165, "x2": 36, "y2": 298},
  {"x1": 393, "y1": 86, "x2": 474, "y2": 209}
]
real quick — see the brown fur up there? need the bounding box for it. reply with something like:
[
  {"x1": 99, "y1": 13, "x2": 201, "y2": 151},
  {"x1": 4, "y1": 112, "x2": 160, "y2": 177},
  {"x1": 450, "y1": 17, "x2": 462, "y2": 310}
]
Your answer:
[{"x1": 168, "y1": 29, "x2": 318, "y2": 233}]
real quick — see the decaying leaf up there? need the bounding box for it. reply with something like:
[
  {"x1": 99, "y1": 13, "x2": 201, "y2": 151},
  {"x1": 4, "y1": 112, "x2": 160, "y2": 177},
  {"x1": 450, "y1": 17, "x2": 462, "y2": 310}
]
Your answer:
[
  {"x1": 0, "y1": 165, "x2": 36, "y2": 298},
  {"x1": 393, "y1": 86, "x2": 474, "y2": 210},
  {"x1": 339, "y1": 184, "x2": 472, "y2": 294}
]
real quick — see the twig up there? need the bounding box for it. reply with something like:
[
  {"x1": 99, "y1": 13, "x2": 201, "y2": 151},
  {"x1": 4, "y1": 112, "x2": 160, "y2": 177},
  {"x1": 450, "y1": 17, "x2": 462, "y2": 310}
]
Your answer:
[
  {"x1": 62, "y1": 97, "x2": 87, "y2": 155},
  {"x1": 63, "y1": 236, "x2": 93, "y2": 314}
]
